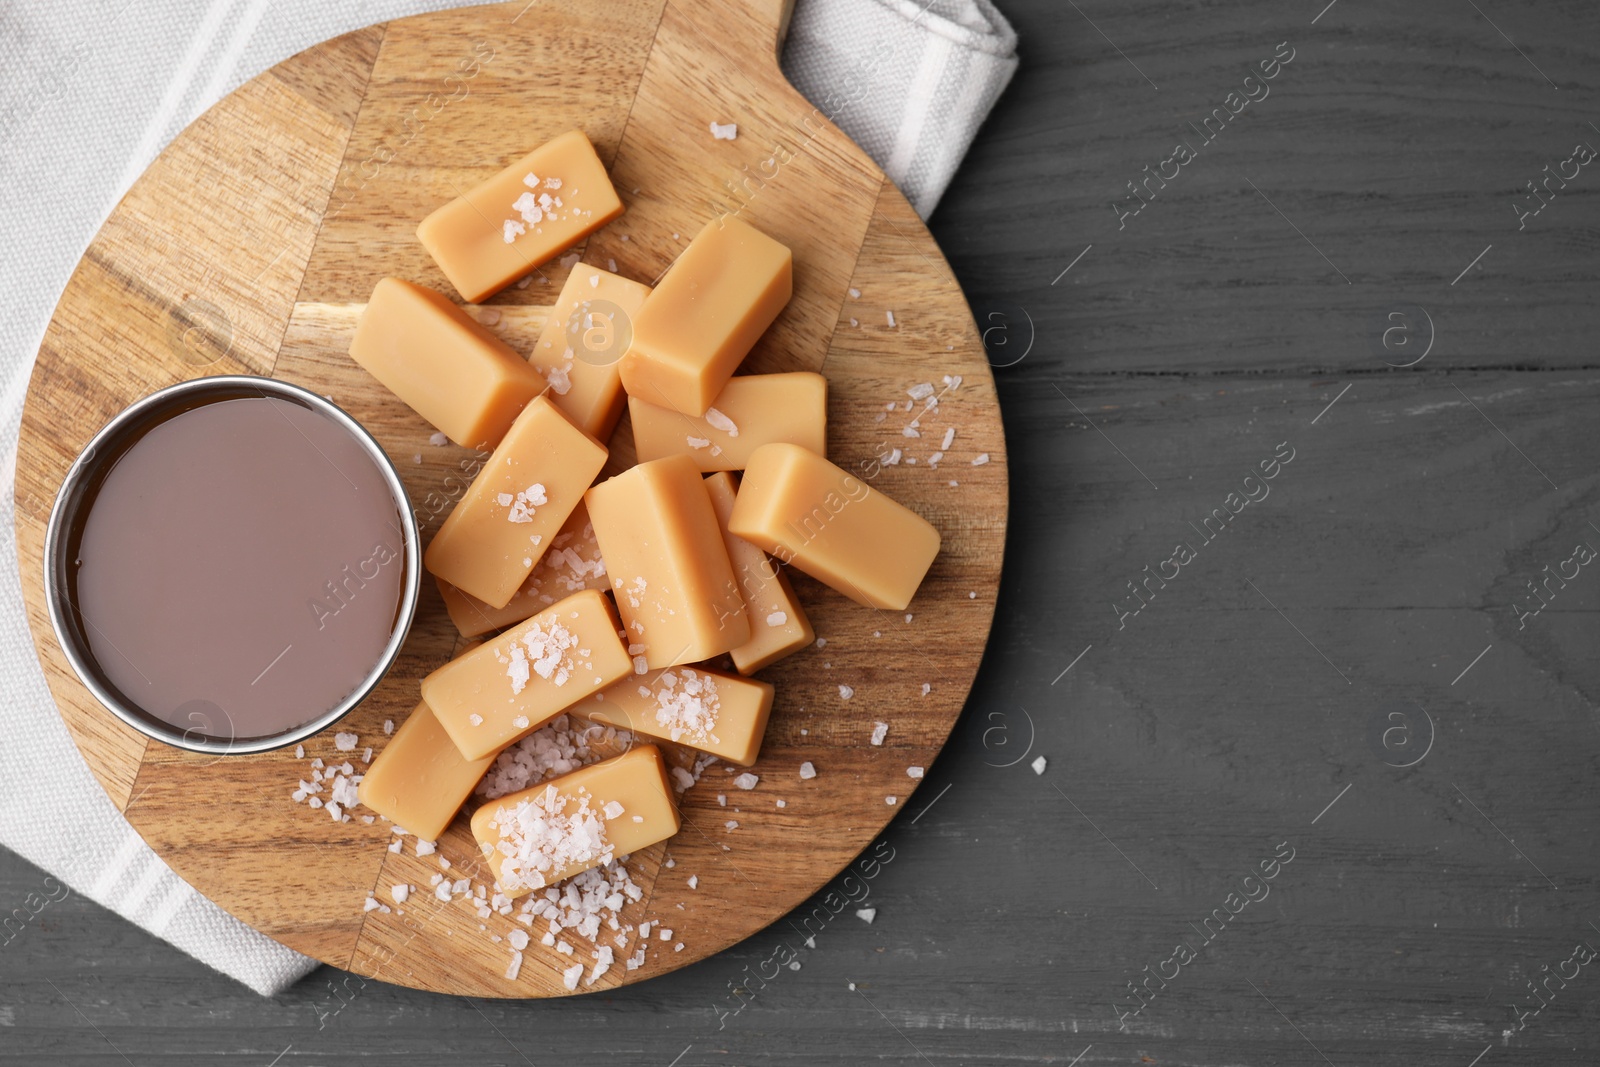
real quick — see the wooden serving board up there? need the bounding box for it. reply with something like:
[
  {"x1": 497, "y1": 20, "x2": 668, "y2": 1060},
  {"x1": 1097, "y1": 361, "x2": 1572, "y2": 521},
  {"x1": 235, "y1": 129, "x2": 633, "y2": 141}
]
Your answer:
[{"x1": 13, "y1": 0, "x2": 1007, "y2": 996}]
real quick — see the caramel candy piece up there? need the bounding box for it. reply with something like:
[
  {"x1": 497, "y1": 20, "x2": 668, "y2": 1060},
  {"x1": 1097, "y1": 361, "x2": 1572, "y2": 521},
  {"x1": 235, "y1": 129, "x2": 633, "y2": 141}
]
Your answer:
[
  {"x1": 421, "y1": 590, "x2": 633, "y2": 761},
  {"x1": 424, "y1": 396, "x2": 608, "y2": 609},
  {"x1": 579, "y1": 665, "x2": 773, "y2": 766},
  {"x1": 417, "y1": 129, "x2": 624, "y2": 303},
  {"x1": 357, "y1": 698, "x2": 495, "y2": 842},
  {"x1": 349, "y1": 278, "x2": 546, "y2": 449},
  {"x1": 527, "y1": 266, "x2": 653, "y2": 440},
  {"x1": 585, "y1": 455, "x2": 748, "y2": 669},
  {"x1": 630, "y1": 372, "x2": 826, "y2": 473},
  {"x1": 438, "y1": 502, "x2": 608, "y2": 638},
  {"x1": 472, "y1": 745, "x2": 679, "y2": 897},
  {"x1": 619, "y1": 216, "x2": 792, "y2": 417},
  {"x1": 730, "y1": 444, "x2": 940, "y2": 611},
  {"x1": 703, "y1": 472, "x2": 813, "y2": 674}
]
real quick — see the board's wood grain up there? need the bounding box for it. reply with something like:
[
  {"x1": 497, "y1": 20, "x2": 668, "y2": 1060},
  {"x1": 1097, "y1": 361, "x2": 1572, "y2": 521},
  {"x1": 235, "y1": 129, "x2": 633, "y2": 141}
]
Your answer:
[{"x1": 10, "y1": 0, "x2": 1003, "y2": 998}]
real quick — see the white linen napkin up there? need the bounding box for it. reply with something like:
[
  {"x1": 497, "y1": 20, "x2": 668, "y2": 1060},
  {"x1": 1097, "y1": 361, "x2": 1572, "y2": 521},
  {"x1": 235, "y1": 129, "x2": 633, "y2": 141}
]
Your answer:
[{"x1": 0, "y1": 0, "x2": 1016, "y2": 995}]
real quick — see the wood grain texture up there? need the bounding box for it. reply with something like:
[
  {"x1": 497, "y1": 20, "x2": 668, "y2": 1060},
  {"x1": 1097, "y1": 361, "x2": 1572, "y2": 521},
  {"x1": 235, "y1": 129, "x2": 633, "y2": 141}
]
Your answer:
[{"x1": 9, "y1": 0, "x2": 1004, "y2": 998}]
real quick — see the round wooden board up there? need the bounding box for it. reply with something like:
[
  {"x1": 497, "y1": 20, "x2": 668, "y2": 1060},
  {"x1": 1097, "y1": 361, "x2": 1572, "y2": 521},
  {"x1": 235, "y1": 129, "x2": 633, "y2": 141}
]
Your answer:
[{"x1": 14, "y1": 0, "x2": 1007, "y2": 996}]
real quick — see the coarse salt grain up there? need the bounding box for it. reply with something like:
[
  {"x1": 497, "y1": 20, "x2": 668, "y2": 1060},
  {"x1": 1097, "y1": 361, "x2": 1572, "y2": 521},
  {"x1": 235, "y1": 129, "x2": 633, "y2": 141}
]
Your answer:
[
  {"x1": 886, "y1": 310, "x2": 897, "y2": 327},
  {"x1": 848, "y1": 287, "x2": 861, "y2": 298},
  {"x1": 392, "y1": 884, "x2": 411, "y2": 903},
  {"x1": 688, "y1": 875, "x2": 698, "y2": 889},
  {"x1": 487, "y1": 785, "x2": 614, "y2": 893},
  {"x1": 856, "y1": 908, "x2": 876, "y2": 924},
  {"x1": 563, "y1": 963, "x2": 584, "y2": 990},
  {"x1": 416, "y1": 840, "x2": 437, "y2": 856},
  {"x1": 940, "y1": 428, "x2": 955, "y2": 450},
  {"x1": 1032, "y1": 755, "x2": 1048, "y2": 775},
  {"x1": 838, "y1": 685, "x2": 854, "y2": 700},
  {"x1": 766, "y1": 611, "x2": 787, "y2": 626},
  {"x1": 507, "y1": 616, "x2": 580, "y2": 694},
  {"x1": 709, "y1": 121, "x2": 738, "y2": 140},
  {"x1": 776, "y1": 799, "x2": 787, "y2": 808},
  {"x1": 733, "y1": 773, "x2": 758, "y2": 790},
  {"x1": 334, "y1": 732, "x2": 358, "y2": 752},
  {"x1": 703, "y1": 407, "x2": 739, "y2": 437},
  {"x1": 972, "y1": 453, "x2": 990, "y2": 465},
  {"x1": 907, "y1": 766, "x2": 924, "y2": 779},
  {"x1": 870, "y1": 722, "x2": 888, "y2": 746},
  {"x1": 886, "y1": 796, "x2": 897, "y2": 805},
  {"x1": 428, "y1": 432, "x2": 449, "y2": 446},
  {"x1": 799, "y1": 762, "x2": 816, "y2": 780}
]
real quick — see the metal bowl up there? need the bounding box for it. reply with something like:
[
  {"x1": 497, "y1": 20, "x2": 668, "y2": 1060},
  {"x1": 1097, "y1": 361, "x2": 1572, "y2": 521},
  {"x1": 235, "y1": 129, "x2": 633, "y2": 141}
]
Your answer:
[{"x1": 42, "y1": 375, "x2": 421, "y2": 755}]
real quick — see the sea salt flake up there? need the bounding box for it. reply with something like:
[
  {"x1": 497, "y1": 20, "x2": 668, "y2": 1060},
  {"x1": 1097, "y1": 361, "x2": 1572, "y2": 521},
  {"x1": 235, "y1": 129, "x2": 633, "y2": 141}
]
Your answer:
[
  {"x1": 1032, "y1": 755, "x2": 1048, "y2": 776},
  {"x1": 709, "y1": 121, "x2": 738, "y2": 140},
  {"x1": 703, "y1": 407, "x2": 739, "y2": 437},
  {"x1": 972, "y1": 453, "x2": 990, "y2": 465},
  {"x1": 907, "y1": 766, "x2": 924, "y2": 779},
  {"x1": 838, "y1": 685, "x2": 854, "y2": 700},
  {"x1": 870, "y1": 722, "x2": 888, "y2": 746},
  {"x1": 799, "y1": 761, "x2": 817, "y2": 780},
  {"x1": 334, "y1": 732, "x2": 358, "y2": 752},
  {"x1": 856, "y1": 908, "x2": 876, "y2": 923},
  {"x1": 766, "y1": 611, "x2": 787, "y2": 626},
  {"x1": 733, "y1": 773, "x2": 758, "y2": 791}
]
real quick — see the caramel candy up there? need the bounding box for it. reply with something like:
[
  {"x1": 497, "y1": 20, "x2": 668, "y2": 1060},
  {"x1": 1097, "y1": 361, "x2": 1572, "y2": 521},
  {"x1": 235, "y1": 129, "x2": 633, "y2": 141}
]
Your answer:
[
  {"x1": 729, "y1": 444, "x2": 940, "y2": 611},
  {"x1": 438, "y1": 502, "x2": 608, "y2": 638},
  {"x1": 630, "y1": 372, "x2": 826, "y2": 472},
  {"x1": 349, "y1": 278, "x2": 546, "y2": 449},
  {"x1": 702, "y1": 472, "x2": 813, "y2": 674},
  {"x1": 579, "y1": 665, "x2": 773, "y2": 766},
  {"x1": 357, "y1": 698, "x2": 495, "y2": 842},
  {"x1": 417, "y1": 129, "x2": 624, "y2": 303},
  {"x1": 527, "y1": 266, "x2": 653, "y2": 440},
  {"x1": 424, "y1": 396, "x2": 607, "y2": 609},
  {"x1": 421, "y1": 590, "x2": 633, "y2": 761},
  {"x1": 619, "y1": 216, "x2": 792, "y2": 417},
  {"x1": 472, "y1": 745, "x2": 680, "y2": 897},
  {"x1": 586, "y1": 456, "x2": 749, "y2": 669}
]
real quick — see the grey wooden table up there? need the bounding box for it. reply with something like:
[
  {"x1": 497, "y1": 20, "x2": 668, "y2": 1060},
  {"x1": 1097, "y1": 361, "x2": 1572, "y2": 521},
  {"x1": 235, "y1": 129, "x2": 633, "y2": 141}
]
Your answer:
[{"x1": 6, "y1": 0, "x2": 1600, "y2": 1063}]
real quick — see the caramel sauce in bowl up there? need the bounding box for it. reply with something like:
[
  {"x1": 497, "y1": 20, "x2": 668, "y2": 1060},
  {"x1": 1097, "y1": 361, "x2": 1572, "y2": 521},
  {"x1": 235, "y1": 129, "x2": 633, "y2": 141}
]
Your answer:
[{"x1": 44, "y1": 376, "x2": 421, "y2": 754}]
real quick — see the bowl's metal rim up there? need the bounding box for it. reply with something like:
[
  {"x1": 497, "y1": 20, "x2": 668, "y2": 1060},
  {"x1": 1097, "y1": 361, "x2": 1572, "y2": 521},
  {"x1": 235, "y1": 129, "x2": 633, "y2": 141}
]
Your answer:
[{"x1": 42, "y1": 375, "x2": 422, "y2": 756}]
